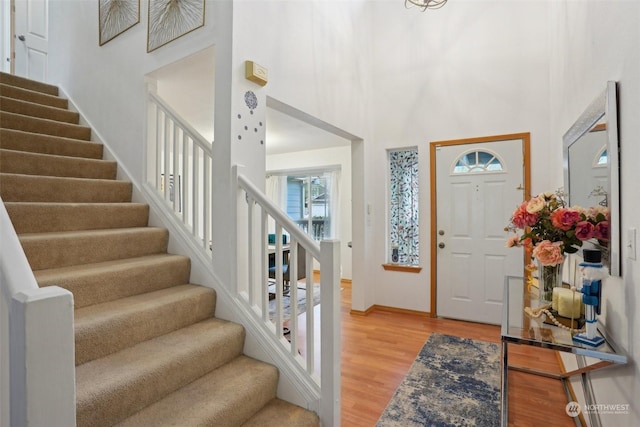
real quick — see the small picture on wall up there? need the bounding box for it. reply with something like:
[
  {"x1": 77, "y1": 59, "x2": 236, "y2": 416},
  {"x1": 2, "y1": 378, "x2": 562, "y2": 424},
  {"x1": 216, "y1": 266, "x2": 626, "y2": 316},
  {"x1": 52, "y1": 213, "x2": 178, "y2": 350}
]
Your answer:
[
  {"x1": 99, "y1": 0, "x2": 140, "y2": 46},
  {"x1": 147, "y1": 0, "x2": 205, "y2": 53}
]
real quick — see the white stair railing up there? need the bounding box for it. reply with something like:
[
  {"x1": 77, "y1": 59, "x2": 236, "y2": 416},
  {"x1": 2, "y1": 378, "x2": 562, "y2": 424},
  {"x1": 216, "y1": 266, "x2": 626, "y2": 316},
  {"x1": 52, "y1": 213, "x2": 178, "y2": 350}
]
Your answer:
[
  {"x1": 236, "y1": 169, "x2": 341, "y2": 426},
  {"x1": 0, "y1": 197, "x2": 75, "y2": 427},
  {"x1": 145, "y1": 89, "x2": 213, "y2": 255},
  {"x1": 145, "y1": 88, "x2": 340, "y2": 425}
]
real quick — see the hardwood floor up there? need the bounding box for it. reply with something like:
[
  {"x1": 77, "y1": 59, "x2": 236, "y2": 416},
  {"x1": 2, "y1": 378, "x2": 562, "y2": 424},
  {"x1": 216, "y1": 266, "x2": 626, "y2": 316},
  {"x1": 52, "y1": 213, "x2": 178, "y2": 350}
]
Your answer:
[{"x1": 339, "y1": 282, "x2": 576, "y2": 427}]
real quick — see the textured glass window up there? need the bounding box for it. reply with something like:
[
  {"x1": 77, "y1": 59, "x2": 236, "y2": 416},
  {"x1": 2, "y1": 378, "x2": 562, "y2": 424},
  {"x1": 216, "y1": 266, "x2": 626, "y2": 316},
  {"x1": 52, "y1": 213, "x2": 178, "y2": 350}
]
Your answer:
[
  {"x1": 453, "y1": 150, "x2": 504, "y2": 174},
  {"x1": 388, "y1": 148, "x2": 419, "y2": 266}
]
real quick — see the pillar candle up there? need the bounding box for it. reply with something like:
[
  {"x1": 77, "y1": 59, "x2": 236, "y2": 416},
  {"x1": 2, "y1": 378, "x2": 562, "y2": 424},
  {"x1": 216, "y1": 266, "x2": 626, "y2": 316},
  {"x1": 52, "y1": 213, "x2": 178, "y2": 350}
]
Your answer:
[{"x1": 552, "y1": 287, "x2": 583, "y2": 318}]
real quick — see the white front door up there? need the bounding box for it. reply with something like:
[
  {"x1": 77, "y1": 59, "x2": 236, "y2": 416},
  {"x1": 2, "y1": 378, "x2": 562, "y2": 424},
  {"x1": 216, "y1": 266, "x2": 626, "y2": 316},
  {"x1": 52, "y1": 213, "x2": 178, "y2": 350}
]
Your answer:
[
  {"x1": 433, "y1": 137, "x2": 527, "y2": 325},
  {"x1": 13, "y1": 0, "x2": 49, "y2": 81}
]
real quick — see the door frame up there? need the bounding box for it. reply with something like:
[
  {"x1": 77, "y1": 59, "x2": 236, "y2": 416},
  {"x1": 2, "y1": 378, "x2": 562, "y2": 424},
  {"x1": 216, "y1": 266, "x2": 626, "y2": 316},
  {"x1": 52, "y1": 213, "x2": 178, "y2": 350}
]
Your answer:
[
  {"x1": 429, "y1": 132, "x2": 531, "y2": 317},
  {"x1": 1, "y1": 0, "x2": 15, "y2": 73}
]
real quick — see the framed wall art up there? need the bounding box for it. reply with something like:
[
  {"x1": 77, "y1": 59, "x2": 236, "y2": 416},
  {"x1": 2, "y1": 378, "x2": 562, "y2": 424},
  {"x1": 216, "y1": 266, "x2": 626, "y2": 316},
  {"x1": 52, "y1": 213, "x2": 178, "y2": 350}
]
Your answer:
[
  {"x1": 99, "y1": 0, "x2": 140, "y2": 46},
  {"x1": 147, "y1": 0, "x2": 205, "y2": 53}
]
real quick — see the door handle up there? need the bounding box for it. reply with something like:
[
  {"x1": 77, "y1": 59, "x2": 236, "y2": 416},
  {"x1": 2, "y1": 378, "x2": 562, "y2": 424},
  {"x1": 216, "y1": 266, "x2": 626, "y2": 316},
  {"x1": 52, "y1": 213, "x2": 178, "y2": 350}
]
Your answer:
[
  {"x1": 438, "y1": 242, "x2": 445, "y2": 249},
  {"x1": 17, "y1": 35, "x2": 26, "y2": 41}
]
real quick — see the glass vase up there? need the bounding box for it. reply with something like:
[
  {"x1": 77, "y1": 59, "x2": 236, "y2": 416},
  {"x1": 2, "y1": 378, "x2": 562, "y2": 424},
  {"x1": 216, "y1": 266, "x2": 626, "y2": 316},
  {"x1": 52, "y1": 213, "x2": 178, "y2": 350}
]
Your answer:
[{"x1": 537, "y1": 258, "x2": 564, "y2": 304}]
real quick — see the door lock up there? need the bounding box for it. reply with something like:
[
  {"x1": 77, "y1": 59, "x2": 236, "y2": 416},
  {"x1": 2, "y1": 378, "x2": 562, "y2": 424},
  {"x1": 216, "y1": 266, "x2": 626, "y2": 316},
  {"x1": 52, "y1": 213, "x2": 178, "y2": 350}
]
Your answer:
[
  {"x1": 17, "y1": 35, "x2": 26, "y2": 41},
  {"x1": 438, "y1": 242, "x2": 445, "y2": 249}
]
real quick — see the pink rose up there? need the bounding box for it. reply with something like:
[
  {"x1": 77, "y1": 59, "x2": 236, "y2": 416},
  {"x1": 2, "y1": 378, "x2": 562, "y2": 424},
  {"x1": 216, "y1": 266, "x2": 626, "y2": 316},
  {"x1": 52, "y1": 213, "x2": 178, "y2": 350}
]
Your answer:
[
  {"x1": 550, "y1": 208, "x2": 581, "y2": 231},
  {"x1": 511, "y1": 202, "x2": 538, "y2": 229},
  {"x1": 594, "y1": 221, "x2": 609, "y2": 241},
  {"x1": 532, "y1": 240, "x2": 564, "y2": 266},
  {"x1": 575, "y1": 221, "x2": 595, "y2": 241},
  {"x1": 505, "y1": 234, "x2": 520, "y2": 248},
  {"x1": 586, "y1": 205, "x2": 609, "y2": 221}
]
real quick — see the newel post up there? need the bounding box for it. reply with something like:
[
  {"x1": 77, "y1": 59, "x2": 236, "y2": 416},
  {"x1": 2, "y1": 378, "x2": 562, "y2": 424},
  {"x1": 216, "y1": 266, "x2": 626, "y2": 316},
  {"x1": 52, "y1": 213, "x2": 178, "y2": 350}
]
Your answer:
[
  {"x1": 11, "y1": 287, "x2": 75, "y2": 427},
  {"x1": 320, "y1": 239, "x2": 341, "y2": 426}
]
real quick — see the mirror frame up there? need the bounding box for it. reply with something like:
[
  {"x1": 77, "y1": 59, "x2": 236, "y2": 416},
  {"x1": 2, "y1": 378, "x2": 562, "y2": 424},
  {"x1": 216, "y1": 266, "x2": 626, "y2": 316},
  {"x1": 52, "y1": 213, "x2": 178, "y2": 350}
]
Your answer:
[{"x1": 563, "y1": 81, "x2": 620, "y2": 276}]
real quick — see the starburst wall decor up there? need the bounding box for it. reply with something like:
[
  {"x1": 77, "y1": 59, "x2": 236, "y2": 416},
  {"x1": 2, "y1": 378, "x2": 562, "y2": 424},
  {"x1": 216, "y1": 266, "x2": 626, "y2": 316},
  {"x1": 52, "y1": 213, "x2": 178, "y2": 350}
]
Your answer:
[
  {"x1": 99, "y1": 0, "x2": 140, "y2": 46},
  {"x1": 147, "y1": 0, "x2": 205, "y2": 52}
]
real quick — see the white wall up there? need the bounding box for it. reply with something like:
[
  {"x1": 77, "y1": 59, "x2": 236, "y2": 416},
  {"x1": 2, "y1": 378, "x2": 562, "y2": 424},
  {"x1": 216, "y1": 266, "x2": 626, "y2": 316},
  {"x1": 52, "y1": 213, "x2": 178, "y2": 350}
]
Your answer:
[
  {"x1": 149, "y1": 46, "x2": 216, "y2": 143},
  {"x1": 267, "y1": 146, "x2": 353, "y2": 280},
  {"x1": 365, "y1": 0, "x2": 553, "y2": 312},
  {"x1": 44, "y1": 0, "x2": 553, "y2": 315},
  {"x1": 46, "y1": 0, "x2": 227, "y2": 183},
  {"x1": 234, "y1": 0, "x2": 555, "y2": 314},
  {"x1": 232, "y1": 0, "x2": 373, "y2": 310},
  {"x1": 549, "y1": 1, "x2": 640, "y2": 425},
  {"x1": 46, "y1": 0, "x2": 240, "y2": 286},
  {"x1": 42, "y1": 2, "x2": 639, "y2": 421}
]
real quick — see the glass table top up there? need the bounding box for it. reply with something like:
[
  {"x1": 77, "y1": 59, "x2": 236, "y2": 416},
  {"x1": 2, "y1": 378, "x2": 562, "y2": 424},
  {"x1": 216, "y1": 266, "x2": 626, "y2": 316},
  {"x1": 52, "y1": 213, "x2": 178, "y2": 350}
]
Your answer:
[{"x1": 501, "y1": 276, "x2": 627, "y2": 364}]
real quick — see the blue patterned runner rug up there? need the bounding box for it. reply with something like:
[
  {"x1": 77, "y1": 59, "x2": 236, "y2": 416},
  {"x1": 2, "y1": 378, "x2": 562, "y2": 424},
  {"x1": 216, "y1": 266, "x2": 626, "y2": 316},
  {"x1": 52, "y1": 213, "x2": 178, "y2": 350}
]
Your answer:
[{"x1": 376, "y1": 333, "x2": 500, "y2": 427}]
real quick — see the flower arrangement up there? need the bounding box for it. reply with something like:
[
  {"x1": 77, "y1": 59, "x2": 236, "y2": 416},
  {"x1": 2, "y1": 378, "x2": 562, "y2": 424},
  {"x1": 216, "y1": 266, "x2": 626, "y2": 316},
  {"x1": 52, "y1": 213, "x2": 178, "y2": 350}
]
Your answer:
[{"x1": 505, "y1": 190, "x2": 609, "y2": 267}]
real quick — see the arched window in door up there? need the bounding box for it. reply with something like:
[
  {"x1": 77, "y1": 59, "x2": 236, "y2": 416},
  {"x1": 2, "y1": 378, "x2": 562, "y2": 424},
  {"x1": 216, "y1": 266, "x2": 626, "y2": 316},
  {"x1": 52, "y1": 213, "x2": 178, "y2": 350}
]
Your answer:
[
  {"x1": 452, "y1": 149, "x2": 505, "y2": 174},
  {"x1": 595, "y1": 147, "x2": 607, "y2": 166}
]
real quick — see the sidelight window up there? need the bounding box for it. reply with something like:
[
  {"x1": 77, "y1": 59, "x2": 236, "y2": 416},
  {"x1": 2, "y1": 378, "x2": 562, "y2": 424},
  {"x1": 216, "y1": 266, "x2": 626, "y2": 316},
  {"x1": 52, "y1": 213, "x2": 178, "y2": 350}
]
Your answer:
[{"x1": 388, "y1": 148, "x2": 419, "y2": 266}]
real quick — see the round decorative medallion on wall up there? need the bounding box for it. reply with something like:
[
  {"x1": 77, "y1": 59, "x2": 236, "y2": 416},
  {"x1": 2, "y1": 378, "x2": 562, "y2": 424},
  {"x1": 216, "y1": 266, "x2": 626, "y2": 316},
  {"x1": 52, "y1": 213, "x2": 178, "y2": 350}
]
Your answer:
[
  {"x1": 244, "y1": 91, "x2": 258, "y2": 110},
  {"x1": 237, "y1": 91, "x2": 263, "y2": 144}
]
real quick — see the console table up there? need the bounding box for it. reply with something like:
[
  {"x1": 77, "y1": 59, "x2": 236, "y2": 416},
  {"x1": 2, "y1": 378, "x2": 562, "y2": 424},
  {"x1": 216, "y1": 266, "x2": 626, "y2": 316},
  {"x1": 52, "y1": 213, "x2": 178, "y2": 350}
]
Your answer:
[{"x1": 501, "y1": 276, "x2": 627, "y2": 427}]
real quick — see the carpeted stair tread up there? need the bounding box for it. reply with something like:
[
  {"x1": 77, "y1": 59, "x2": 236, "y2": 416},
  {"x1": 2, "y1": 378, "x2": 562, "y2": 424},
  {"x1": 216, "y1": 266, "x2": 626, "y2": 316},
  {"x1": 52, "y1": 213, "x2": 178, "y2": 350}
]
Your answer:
[
  {"x1": 0, "y1": 129, "x2": 103, "y2": 159},
  {"x1": 75, "y1": 284, "x2": 216, "y2": 365},
  {"x1": 0, "y1": 148, "x2": 117, "y2": 179},
  {"x1": 0, "y1": 173, "x2": 132, "y2": 202},
  {"x1": 20, "y1": 227, "x2": 168, "y2": 270},
  {"x1": 1, "y1": 111, "x2": 91, "y2": 140},
  {"x1": 242, "y1": 398, "x2": 320, "y2": 427},
  {"x1": 0, "y1": 82, "x2": 68, "y2": 109},
  {"x1": 116, "y1": 356, "x2": 279, "y2": 427},
  {"x1": 35, "y1": 254, "x2": 191, "y2": 308},
  {"x1": 0, "y1": 71, "x2": 59, "y2": 96},
  {"x1": 76, "y1": 318, "x2": 246, "y2": 427},
  {"x1": 0, "y1": 95, "x2": 79, "y2": 123},
  {"x1": 2, "y1": 73, "x2": 308, "y2": 427},
  {"x1": 5, "y1": 202, "x2": 148, "y2": 234}
]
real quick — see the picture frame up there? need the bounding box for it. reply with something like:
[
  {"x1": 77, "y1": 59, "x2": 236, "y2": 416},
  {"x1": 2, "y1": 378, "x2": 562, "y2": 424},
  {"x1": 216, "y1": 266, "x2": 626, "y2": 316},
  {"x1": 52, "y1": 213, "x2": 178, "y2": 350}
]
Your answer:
[
  {"x1": 147, "y1": 0, "x2": 205, "y2": 53},
  {"x1": 99, "y1": 0, "x2": 140, "y2": 46}
]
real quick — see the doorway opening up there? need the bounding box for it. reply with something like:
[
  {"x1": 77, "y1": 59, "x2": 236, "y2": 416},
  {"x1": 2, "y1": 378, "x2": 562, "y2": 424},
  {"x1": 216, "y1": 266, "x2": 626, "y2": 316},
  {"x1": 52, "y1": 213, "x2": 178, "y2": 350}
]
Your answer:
[{"x1": 265, "y1": 97, "x2": 360, "y2": 285}]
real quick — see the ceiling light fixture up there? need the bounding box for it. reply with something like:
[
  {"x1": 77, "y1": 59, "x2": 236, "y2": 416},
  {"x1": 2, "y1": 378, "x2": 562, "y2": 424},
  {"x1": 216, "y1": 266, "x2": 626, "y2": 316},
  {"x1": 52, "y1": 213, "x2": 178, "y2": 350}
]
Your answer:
[{"x1": 404, "y1": 0, "x2": 448, "y2": 11}]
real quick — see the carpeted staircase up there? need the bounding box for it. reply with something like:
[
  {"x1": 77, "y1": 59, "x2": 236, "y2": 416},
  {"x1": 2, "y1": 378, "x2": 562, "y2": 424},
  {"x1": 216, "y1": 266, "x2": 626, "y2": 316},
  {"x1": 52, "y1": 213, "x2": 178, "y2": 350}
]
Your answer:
[{"x1": 0, "y1": 72, "x2": 319, "y2": 427}]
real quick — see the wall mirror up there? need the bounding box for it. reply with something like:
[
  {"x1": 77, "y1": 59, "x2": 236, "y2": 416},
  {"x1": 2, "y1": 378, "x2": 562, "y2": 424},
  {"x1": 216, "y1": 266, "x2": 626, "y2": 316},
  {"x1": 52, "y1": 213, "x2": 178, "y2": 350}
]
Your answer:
[{"x1": 563, "y1": 81, "x2": 620, "y2": 276}]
